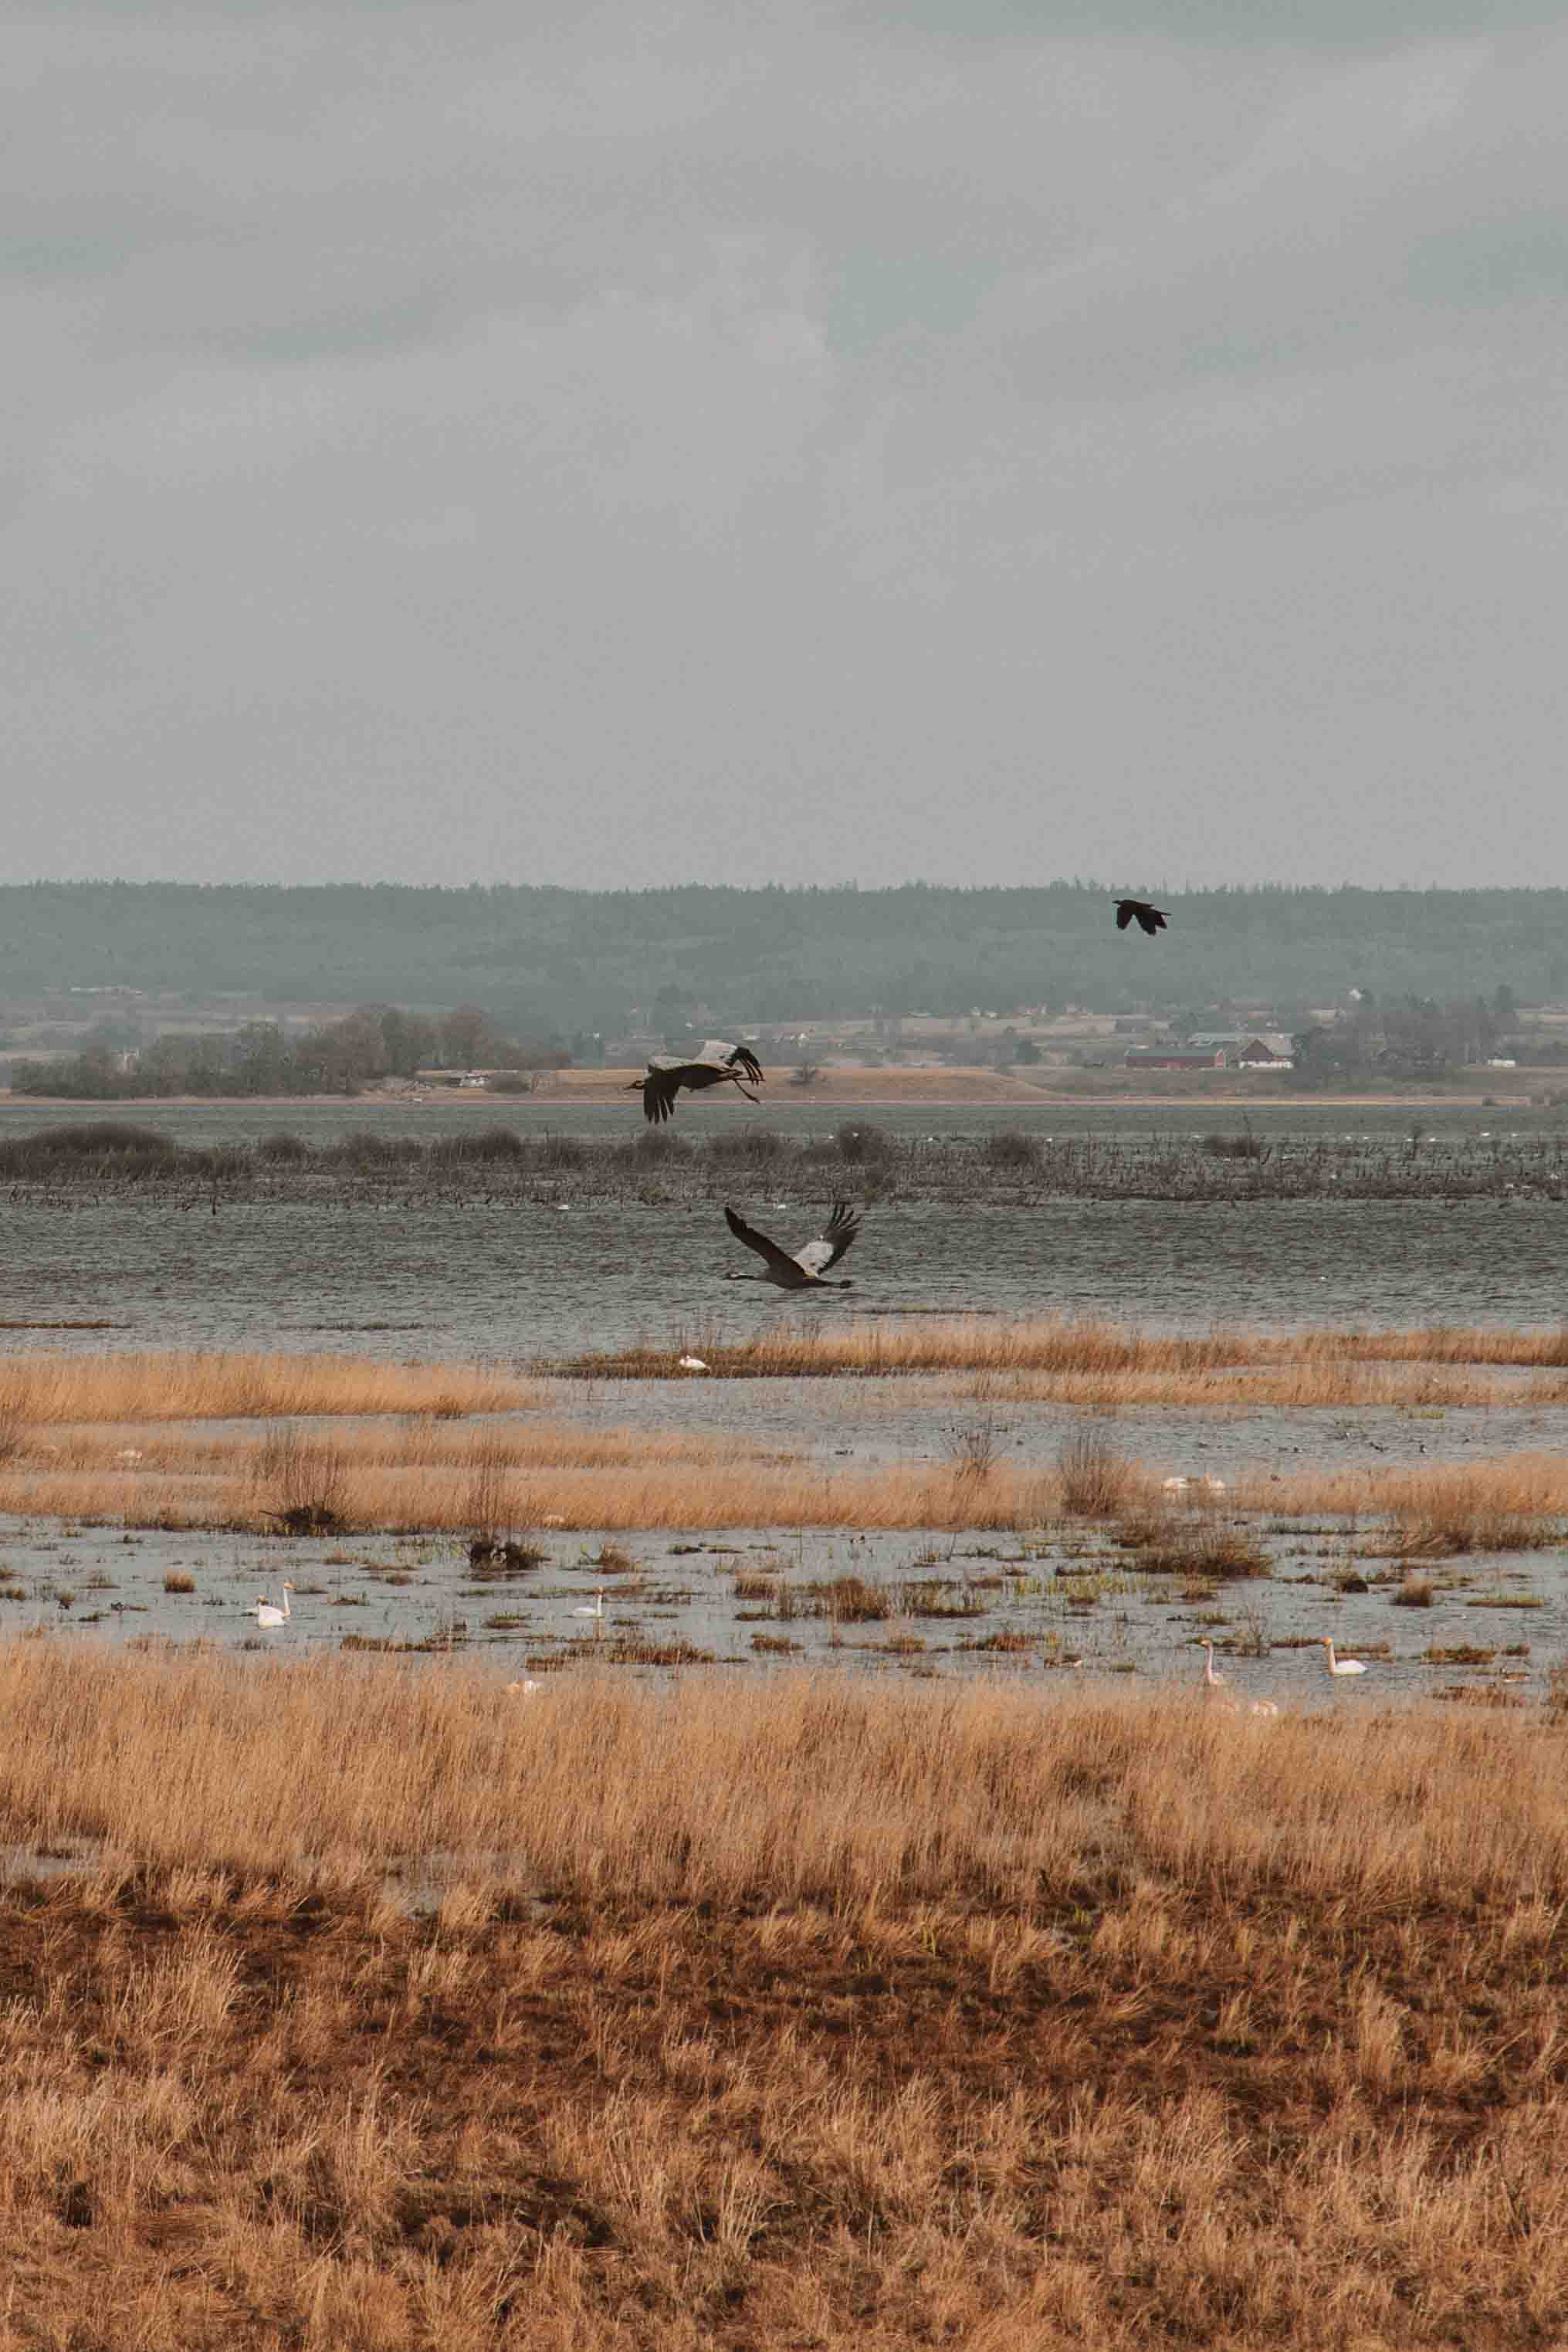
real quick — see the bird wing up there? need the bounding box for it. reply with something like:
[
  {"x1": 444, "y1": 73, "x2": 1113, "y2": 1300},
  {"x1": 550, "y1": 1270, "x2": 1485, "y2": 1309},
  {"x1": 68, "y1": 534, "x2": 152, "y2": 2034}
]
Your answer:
[
  {"x1": 693, "y1": 1039, "x2": 764, "y2": 1085},
  {"x1": 1114, "y1": 900, "x2": 1134, "y2": 930},
  {"x1": 724, "y1": 1203, "x2": 802, "y2": 1281},
  {"x1": 640, "y1": 1056, "x2": 709, "y2": 1121},
  {"x1": 794, "y1": 1199, "x2": 861, "y2": 1276}
]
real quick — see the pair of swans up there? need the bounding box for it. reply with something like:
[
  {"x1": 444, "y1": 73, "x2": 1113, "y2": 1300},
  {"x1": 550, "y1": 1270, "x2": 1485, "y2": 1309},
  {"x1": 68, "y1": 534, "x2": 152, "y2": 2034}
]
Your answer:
[{"x1": 1200, "y1": 1633, "x2": 1368, "y2": 1710}]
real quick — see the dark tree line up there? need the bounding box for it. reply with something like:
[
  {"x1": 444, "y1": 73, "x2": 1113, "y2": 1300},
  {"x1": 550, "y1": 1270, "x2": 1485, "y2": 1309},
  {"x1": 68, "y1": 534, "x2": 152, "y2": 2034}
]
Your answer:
[{"x1": 2, "y1": 880, "x2": 1566, "y2": 1032}]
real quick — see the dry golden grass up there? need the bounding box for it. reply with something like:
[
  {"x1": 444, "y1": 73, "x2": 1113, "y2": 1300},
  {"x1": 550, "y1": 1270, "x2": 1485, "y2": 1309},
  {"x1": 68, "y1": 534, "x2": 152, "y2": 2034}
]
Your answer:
[
  {"x1": 570, "y1": 1314, "x2": 1568, "y2": 1401},
  {"x1": 1238, "y1": 1450, "x2": 1568, "y2": 1528},
  {"x1": 3, "y1": 1332, "x2": 1562, "y2": 1429},
  {"x1": 0, "y1": 1351, "x2": 535, "y2": 1423},
  {"x1": 3, "y1": 1410, "x2": 1568, "y2": 1540},
  {"x1": 2, "y1": 1652, "x2": 1568, "y2": 2347}
]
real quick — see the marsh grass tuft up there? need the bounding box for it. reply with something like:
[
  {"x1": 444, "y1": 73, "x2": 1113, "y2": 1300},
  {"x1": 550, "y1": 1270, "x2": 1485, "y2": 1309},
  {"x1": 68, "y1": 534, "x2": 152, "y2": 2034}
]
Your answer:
[{"x1": 1135, "y1": 1523, "x2": 1272, "y2": 1581}]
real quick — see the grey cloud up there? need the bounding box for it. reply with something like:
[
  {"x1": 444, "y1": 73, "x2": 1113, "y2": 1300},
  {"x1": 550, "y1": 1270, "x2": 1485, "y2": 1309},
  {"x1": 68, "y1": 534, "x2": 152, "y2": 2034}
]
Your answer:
[{"x1": 5, "y1": 2, "x2": 1568, "y2": 890}]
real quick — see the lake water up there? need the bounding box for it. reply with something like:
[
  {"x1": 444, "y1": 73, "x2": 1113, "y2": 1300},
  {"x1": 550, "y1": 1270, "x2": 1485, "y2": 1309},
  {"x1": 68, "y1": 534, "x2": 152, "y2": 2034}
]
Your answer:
[{"x1": 2, "y1": 1096, "x2": 1566, "y2": 1357}]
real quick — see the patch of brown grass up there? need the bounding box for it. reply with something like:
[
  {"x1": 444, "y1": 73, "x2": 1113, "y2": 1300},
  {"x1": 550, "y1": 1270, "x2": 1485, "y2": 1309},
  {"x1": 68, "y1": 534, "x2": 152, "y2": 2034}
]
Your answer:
[
  {"x1": 0, "y1": 1659, "x2": 1566, "y2": 2344},
  {"x1": 1133, "y1": 1522, "x2": 1273, "y2": 1580},
  {"x1": 562, "y1": 1315, "x2": 1568, "y2": 1391},
  {"x1": 0, "y1": 1351, "x2": 535, "y2": 1422}
]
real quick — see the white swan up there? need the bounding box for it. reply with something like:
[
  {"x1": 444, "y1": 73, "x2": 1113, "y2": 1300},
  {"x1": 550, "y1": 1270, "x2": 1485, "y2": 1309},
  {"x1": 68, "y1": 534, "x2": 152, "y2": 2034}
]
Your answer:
[
  {"x1": 1201, "y1": 1639, "x2": 1278, "y2": 1717},
  {"x1": 1320, "y1": 1636, "x2": 1366, "y2": 1677},
  {"x1": 253, "y1": 1583, "x2": 294, "y2": 1628},
  {"x1": 573, "y1": 1588, "x2": 605, "y2": 1622},
  {"x1": 1199, "y1": 1639, "x2": 1240, "y2": 1713},
  {"x1": 506, "y1": 1679, "x2": 542, "y2": 1696}
]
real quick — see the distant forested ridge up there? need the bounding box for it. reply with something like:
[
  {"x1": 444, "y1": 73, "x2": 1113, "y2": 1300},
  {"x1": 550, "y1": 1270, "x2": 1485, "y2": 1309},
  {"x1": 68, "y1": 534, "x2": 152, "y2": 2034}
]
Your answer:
[{"x1": 2, "y1": 880, "x2": 1565, "y2": 1029}]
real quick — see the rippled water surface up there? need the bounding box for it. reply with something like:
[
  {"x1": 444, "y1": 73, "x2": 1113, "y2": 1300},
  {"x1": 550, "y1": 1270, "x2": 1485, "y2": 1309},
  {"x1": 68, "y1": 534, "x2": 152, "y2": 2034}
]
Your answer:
[{"x1": 2, "y1": 1098, "x2": 1566, "y2": 1357}]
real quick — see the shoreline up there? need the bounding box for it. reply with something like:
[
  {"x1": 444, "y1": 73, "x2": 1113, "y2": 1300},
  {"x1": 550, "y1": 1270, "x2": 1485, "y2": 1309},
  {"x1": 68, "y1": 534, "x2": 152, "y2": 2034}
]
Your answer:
[{"x1": 0, "y1": 1079, "x2": 1545, "y2": 1112}]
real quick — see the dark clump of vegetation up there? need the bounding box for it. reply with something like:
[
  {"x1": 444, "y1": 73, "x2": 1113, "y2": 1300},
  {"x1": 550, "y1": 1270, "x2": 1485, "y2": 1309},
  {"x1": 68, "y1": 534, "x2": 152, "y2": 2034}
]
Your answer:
[
  {"x1": 798, "y1": 1574, "x2": 895, "y2": 1622},
  {"x1": 256, "y1": 1130, "x2": 310, "y2": 1163},
  {"x1": 1199, "y1": 1130, "x2": 1271, "y2": 1160},
  {"x1": 1136, "y1": 1523, "x2": 1272, "y2": 1581},
  {"x1": 628, "y1": 1128, "x2": 691, "y2": 1164},
  {"x1": 704, "y1": 1127, "x2": 787, "y2": 1165},
  {"x1": 318, "y1": 1134, "x2": 424, "y2": 1171},
  {"x1": 984, "y1": 1129, "x2": 1041, "y2": 1170},
  {"x1": 830, "y1": 1121, "x2": 891, "y2": 1164},
  {"x1": 428, "y1": 1127, "x2": 527, "y2": 1165},
  {"x1": 0, "y1": 1121, "x2": 179, "y2": 1178}
]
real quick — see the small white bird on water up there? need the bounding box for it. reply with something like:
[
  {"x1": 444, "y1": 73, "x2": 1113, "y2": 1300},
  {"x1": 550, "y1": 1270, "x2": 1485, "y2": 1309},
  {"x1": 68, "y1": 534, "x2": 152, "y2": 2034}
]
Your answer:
[
  {"x1": 574, "y1": 1588, "x2": 605, "y2": 1622},
  {"x1": 678, "y1": 1354, "x2": 709, "y2": 1371},
  {"x1": 1320, "y1": 1636, "x2": 1366, "y2": 1676},
  {"x1": 252, "y1": 1583, "x2": 295, "y2": 1628}
]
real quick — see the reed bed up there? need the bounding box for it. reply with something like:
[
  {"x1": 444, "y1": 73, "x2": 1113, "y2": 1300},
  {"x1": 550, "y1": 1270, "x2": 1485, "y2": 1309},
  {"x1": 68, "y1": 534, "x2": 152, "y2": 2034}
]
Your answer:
[
  {"x1": 1234, "y1": 1450, "x2": 1568, "y2": 1529},
  {"x1": 2, "y1": 1654, "x2": 1568, "y2": 2347},
  {"x1": 4, "y1": 1332, "x2": 1566, "y2": 1422},
  {"x1": 0, "y1": 1351, "x2": 534, "y2": 1423},
  {"x1": 564, "y1": 1313, "x2": 1568, "y2": 1383},
  {"x1": 1, "y1": 1645, "x2": 1563, "y2": 1903},
  {"x1": 4, "y1": 1414, "x2": 1568, "y2": 1537}
]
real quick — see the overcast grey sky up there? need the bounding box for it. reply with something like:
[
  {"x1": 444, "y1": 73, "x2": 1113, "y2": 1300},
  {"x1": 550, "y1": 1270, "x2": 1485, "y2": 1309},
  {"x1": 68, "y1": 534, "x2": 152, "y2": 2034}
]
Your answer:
[{"x1": 8, "y1": 2, "x2": 1568, "y2": 890}]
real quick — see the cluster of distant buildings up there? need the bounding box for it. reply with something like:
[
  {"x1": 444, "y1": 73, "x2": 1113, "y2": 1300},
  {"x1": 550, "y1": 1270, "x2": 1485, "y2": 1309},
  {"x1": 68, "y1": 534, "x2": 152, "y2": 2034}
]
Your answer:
[{"x1": 1122, "y1": 1032, "x2": 1298, "y2": 1072}]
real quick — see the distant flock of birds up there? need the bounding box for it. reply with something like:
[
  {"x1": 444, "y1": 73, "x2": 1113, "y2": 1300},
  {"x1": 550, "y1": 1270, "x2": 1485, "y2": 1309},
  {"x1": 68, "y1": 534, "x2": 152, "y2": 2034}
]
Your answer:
[{"x1": 247, "y1": 895, "x2": 1366, "y2": 1701}]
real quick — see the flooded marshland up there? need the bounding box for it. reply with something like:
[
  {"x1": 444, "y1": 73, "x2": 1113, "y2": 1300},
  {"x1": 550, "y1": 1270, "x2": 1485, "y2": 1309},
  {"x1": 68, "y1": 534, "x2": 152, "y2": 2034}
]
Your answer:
[{"x1": 2, "y1": 1096, "x2": 1566, "y2": 1710}]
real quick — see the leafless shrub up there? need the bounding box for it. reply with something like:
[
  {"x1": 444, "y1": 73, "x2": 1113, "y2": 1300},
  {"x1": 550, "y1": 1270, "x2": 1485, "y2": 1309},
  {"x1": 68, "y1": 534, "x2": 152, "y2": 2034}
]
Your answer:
[
  {"x1": 1057, "y1": 1428, "x2": 1133, "y2": 1517},
  {"x1": 462, "y1": 1433, "x2": 513, "y2": 1543},
  {"x1": 947, "y1": 1417, "x2": 999, "y2": 1482},
  {"x1": 252, "y1": 1424, "x2": 350, "y2": 1534}
]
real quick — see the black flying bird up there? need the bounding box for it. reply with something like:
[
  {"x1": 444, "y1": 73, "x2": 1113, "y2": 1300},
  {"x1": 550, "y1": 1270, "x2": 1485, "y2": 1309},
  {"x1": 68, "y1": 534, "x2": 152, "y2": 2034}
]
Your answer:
[{"x1": 1114, "y1": 898, "x2": 1170, "y2": 937}]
